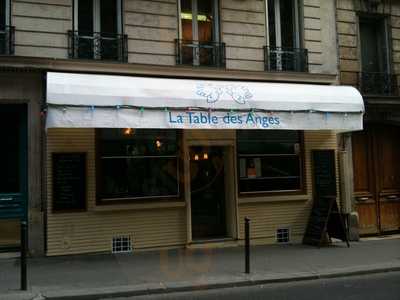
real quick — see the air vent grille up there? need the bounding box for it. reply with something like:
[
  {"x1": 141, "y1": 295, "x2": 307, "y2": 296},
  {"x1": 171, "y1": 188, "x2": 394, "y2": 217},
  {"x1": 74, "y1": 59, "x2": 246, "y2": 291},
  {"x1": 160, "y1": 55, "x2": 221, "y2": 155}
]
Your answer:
[
  {"x1": 276, "y1": 228, "x2": 290, "y2": 243},
  {"x1": 112, "y1": 236, "x2": 132, "y2": 253}
]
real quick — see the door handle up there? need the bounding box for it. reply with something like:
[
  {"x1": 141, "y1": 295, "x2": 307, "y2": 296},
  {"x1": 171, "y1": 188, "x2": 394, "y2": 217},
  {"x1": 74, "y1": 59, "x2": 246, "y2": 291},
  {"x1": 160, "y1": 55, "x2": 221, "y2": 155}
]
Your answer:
[
  {"x1": 356, "y1": 197, "x2": 369, "y2": 202},
  {"x1": 0, "y1": 197, "x2": 13, "y2": 201},
  {"x1": 386, "y1": 195, "x2": 399, "y2": 201}
]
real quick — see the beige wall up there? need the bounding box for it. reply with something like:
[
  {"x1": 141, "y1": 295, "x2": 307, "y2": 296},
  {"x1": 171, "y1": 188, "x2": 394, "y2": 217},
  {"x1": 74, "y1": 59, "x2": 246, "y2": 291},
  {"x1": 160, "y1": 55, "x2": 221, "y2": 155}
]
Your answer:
[
  {"x1": 46, "y1": 128, "x2": 339, "y2": 256},
  {"x1": 12, "y1": 0, "x2": 72, "y2": 58},
  {"x1": 10, "y1": 0, "x2": 338, "y2": 74}
]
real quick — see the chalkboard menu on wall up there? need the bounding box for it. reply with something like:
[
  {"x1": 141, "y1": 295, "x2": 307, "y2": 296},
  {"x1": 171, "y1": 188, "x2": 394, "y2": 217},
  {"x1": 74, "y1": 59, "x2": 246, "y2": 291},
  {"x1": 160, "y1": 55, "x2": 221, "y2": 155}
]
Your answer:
[
  {"x1": 312, "y1": 150, "x2": 337, "y2": 198},
  {"x1": 52, "y1": 153, "x2": 86, "y2": 211}
]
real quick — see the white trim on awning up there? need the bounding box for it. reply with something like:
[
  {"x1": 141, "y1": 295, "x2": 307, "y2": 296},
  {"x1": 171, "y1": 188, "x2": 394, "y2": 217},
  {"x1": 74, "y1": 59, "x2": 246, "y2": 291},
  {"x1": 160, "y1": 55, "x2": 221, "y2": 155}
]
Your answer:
[{"x1": 46, "y1": 72, "x2": 364, "y2": 131}]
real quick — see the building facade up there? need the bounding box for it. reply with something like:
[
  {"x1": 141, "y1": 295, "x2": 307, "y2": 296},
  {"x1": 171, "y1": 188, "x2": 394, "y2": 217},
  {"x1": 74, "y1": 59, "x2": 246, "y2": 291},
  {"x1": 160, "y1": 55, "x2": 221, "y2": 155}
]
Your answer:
[
  {"x1": 0, "y1": 0, "x2": 365, "y2": 256},
  {"x1": 336, "y1": 0, "x2": 400, "y2": 236}
]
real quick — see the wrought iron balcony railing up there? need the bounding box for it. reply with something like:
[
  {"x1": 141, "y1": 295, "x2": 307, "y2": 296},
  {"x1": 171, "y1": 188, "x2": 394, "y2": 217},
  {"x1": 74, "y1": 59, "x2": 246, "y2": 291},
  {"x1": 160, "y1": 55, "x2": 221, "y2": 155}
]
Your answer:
[
  {"x1": 265, "y1": 46, "x2": 308, "y2": 72},
  {"x1": 175, "y1": 39, "x2": 225, "y2": 68},
  {"x1": 358, "y1": 72, "x2": 398, "y2": 96},
  {"x1": 0, "y1": 26, "x2": 15, "y2": 55},
  {"x1": 68, "y1": 30, "x2": 128, "y2": 62}
]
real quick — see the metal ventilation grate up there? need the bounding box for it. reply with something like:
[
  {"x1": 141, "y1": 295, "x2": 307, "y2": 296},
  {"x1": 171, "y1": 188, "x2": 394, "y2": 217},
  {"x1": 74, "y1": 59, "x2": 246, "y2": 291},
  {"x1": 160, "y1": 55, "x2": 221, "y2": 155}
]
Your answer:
[
  {"x1": 112, "y1": 236, "x2": 132, "y2": 253},
  {"x1": 276, "y1": 228, "x2": 290, "y2": 243}
]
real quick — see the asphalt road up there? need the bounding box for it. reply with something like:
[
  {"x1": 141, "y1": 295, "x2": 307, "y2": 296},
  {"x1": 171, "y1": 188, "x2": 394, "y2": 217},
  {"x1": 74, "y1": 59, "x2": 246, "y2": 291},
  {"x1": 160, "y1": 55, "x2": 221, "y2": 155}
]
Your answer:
[{"x1": 109, "y1": 271, "x2": 400, "y2": 300}]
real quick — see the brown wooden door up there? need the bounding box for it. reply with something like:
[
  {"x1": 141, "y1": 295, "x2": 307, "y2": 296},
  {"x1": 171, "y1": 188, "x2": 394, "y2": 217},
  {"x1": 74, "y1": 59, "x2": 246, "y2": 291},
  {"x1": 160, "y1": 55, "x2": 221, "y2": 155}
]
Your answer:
[
  {"x1": 352, "y1": 127, "x2": 378, "y2": 234},
  {"x1": 375, "y1": 125, "x2": 400, "y2": 232},
  {"x1": 352, "y1": 124, "x2": 400, "y2": 235}
]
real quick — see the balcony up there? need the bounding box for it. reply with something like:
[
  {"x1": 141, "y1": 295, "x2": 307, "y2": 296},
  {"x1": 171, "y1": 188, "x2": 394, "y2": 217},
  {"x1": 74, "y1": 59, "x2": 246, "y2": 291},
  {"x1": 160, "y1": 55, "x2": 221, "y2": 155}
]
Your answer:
[
  {"x1": 0, "y1": 26, "x2": 15, "y2": 55},
  {"x1": 175, "y1": 39, "x2": 225, "y2": 68},
  {"x1": 68, "y1": 31, "x2": 128, "y2": 62},
  {"x1": 358, "y1": 72, "x2": 398, "y2": 96},
  {"x1": 265, "y1": 46, "x2": 308, "y2": 72}
]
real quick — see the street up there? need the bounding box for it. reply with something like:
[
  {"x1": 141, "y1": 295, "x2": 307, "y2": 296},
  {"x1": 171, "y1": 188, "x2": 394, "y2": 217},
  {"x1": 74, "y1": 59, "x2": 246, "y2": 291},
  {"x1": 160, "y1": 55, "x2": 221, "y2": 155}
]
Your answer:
[{"x1": 110, "y1": 271, "x2": 400, "y2": 300}]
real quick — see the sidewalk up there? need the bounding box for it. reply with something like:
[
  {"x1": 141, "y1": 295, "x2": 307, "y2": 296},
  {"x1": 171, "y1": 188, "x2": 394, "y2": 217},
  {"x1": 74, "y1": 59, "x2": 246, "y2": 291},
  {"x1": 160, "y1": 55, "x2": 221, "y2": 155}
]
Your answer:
[{"x1": 1, "y1": 237, "x2": 400, "y2": 300}]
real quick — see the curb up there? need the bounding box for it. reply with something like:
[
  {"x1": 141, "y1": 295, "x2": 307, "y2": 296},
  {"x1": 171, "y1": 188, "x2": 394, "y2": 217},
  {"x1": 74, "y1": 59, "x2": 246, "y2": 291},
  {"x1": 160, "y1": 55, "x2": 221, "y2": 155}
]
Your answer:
[{"x1": 31, "y1": 265, "x2": 400, "y2": 300}]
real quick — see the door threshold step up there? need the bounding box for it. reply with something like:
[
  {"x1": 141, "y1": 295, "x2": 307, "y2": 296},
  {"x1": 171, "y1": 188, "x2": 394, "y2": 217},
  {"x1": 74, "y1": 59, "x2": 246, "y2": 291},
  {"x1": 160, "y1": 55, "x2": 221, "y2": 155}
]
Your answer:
[
  {"x1": 187, "y1": 238, "x2": 238, "y2": 249},
  {"x1": 361, "y1": 233, "x2": 400, "y2": 241}
]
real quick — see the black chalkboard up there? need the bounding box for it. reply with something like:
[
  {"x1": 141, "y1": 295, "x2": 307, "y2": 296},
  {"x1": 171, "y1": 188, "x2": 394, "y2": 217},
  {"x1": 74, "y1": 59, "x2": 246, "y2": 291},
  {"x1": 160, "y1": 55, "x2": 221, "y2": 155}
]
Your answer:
[
  {"x1": 52, "y1": 153, "x2": 86, "y2": 211},
  {"x1": 312, "y1": 150, "x2": 337, "y2": 198},
  {"x1": 303, "y1": 150, "x2": 349, "y2": 247}
]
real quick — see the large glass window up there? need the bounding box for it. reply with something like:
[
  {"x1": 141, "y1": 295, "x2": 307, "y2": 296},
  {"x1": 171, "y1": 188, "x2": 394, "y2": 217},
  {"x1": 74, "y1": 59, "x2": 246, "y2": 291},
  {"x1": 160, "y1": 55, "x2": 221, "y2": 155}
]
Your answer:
[
  {"x1": 97, "y1": 129, "x2": 180, "y2": 202},
  {"x1": 73, "y1": 0, "x2": 123, "y2": 60},
  {"x1": 178, "y1": 0, "x2": 222, "y2": 66},
  {"x1": 0, "y1": 0, "x2": 10, "y2": 55},
  {"x1": 0, "y1": 0, "x2": 10, "y2": 30},
  {"x1": 237, "y1": 130, "x2": 304, "y2": 194},
  {"x1": 267, "y1": 0, "x2": 299, "y2": 49},
  {"x1": 266, "y1": 0, "x2": 307, "y2": 72}
]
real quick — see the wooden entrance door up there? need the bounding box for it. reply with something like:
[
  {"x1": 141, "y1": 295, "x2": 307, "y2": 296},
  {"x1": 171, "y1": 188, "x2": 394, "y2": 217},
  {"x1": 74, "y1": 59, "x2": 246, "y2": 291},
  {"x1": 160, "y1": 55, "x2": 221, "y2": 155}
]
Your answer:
[
  {"x1": 352, "y1": 124, "x2": 400, "y2": 235},
  {"x1": 190, "y1": 146, "x2": 227, "y2": 240}
]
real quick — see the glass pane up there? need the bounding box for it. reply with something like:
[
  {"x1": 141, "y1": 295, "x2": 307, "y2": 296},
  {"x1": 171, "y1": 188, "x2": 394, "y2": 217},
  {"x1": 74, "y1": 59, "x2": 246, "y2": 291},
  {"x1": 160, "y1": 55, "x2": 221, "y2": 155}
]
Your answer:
[
  {"x1": 100, "y1": 129, "x2": 178, "y2": 157},
  {"x1": 181, "y1": 0, "x2": 193, "y2": 40},
  {"x1": 280, "y1": 0, "x2": 295, "y2": 48},
  {"x1": 237, "y1": 130, "x2": 300, "y2": 154},
  {"x1": 0, "y1": 107, "x2": 20, "y2": 193},
  {"x1": 101, "y1": 157, "x2": 179, "y2": 198},
  {"x1": 268, "y1": 0, "x2": 276, "y2": 47},
  {"x1": 0, "y1": 32, "x2": 6, "y2": 55},
  {"x1": 197, "y1": 0, "x2": 214, "y2": 42},
  {"x1": 78, "y1": 0, "x2": 94, "y2": 34},
  {"x1": 100, "y1": 0, "x2": 118, "y2": 35},
  {"x1": 0, "y1": 0, "x2": 6, "y2": 30},
  {"x1": 239, "y1": 177, "x2": 300, "y2": 193},
  {"x1": 239, "y1": 156, "x2": 300, "y2": 179}
]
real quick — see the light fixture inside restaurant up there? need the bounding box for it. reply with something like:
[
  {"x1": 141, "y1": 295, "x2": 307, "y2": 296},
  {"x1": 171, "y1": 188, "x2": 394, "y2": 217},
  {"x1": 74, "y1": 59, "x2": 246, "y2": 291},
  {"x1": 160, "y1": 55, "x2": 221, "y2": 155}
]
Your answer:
[
  {"x1": 203, "y1": 153, "x2": 208, "y2": 160},
  {"x1": 194, "y1": 154, "x2": 199, "y2": 161},
  {"x1": 155, "y1": 140, "x2": 162, "y2": 149},
  {"x1": 123, "y1": 128, "x2": 134, "y2": 136},
  {"x1": 181, "y1": 12, "x2": 210, "y2": 21}
]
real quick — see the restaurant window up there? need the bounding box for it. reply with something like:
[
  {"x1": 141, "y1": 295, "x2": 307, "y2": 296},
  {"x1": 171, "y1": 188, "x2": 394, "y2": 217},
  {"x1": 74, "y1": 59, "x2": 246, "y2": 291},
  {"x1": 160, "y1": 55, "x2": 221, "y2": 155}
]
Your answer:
[
  {"x1": 177, "y1": 0, "x2": 224, "y2": 67},
  {"x1": 237, "y1": 130, "x2": 303, "y2": 194},
  {"x1": 97, "y1": 129, "x2": 180, "y2": 202},
  {"x1": 266, "y1": 0, "x2": 308, "y2": 72},
  {"x1": 70, "y1": 0, "x2": 126, "y2": 61}
]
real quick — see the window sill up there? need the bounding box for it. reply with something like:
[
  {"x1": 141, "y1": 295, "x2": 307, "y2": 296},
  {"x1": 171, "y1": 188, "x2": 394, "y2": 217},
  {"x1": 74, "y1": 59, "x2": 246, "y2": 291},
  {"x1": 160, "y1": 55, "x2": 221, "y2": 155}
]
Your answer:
[
  {"x1": 238, "y1": 194, "x2": 310, "y2": 205},
  {"x1": 92, "y1": 201, "x2": 186, "y2": 212}
]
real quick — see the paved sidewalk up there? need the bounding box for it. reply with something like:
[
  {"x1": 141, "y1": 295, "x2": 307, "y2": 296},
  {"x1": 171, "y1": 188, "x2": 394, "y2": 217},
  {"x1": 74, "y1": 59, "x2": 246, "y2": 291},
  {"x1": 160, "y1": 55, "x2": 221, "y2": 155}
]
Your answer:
[{"x1": 1, "y1": 237, "x2": 399, "y2": 300}]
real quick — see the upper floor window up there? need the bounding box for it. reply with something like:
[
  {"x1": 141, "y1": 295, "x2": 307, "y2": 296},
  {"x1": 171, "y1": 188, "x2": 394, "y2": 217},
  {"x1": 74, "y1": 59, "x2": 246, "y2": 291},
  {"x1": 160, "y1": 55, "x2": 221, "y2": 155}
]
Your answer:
[
  {"x1": 265, "y1": 0, "x2": 308, "y2": 72},
  {"x1": 358, "y1": 16, "x2": 397, "y2": 95},
  {"x1": 69, "y1": 0, "x2": 127, "y2": 61},
  {"x1": 176, "y1": 0, "x2": 225, "y2": 67},
  {"x1": 0, "y1": 0, "x2": 13, "y2": 55}
]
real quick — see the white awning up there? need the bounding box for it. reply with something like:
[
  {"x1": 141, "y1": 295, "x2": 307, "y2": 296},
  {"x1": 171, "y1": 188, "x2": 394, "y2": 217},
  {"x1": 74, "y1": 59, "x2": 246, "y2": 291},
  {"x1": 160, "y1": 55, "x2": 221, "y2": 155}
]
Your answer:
[{"x1": 46, "y1": 72, "x2": 364, "y2": 131}]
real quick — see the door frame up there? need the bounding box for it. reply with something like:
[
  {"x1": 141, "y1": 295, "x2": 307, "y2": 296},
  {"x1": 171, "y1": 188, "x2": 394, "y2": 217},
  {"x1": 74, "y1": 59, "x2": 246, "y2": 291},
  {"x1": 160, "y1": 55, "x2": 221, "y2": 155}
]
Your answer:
[
  {"x1": 184, "y1": 139, "x2": 237, "y2": 244},
  {"x1": 0, "y1": 104, "x2": 28, "y2": 249},
  {"x1": 353, "y1": 123, "x2": 400, "y2": 235}
]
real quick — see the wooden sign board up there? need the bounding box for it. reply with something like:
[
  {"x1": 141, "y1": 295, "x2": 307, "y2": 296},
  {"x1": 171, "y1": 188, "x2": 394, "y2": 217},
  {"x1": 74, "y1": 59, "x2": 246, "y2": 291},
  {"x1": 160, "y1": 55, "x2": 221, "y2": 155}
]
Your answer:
[
  {"x1": 52, "y1": 153, "x2": 86, "y2": 211},
  {"x1": 303, "y1": 150, "x2": 349, "y2": 247}
]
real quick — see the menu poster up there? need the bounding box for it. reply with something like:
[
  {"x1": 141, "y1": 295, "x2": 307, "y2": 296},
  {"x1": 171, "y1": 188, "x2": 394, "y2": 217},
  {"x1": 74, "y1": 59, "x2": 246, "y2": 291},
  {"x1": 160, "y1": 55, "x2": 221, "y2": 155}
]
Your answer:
[{"x1": 52, "y1": 153, "x2": 86, "y2": 211}]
